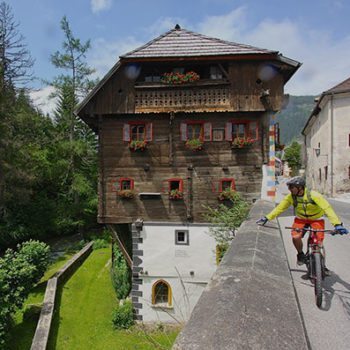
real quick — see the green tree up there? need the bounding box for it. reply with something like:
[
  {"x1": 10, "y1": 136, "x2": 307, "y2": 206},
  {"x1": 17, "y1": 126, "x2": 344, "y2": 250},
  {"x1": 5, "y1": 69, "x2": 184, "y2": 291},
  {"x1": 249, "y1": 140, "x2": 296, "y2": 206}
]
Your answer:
[
  {"x1": 283, "y1": 140, "x2": 302, "y2": 176},
  {"x1": 203, "y1": 193, "x2": 250, "y2": 261},
  {"x1": 48, "y1": 16, "x2": 98, "y2": 235}
]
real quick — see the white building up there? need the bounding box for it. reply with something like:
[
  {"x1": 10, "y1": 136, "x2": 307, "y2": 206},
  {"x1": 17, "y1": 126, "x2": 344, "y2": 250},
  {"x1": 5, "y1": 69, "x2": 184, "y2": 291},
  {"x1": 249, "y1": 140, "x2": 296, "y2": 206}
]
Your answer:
[
  {"x1": 302, "y1": 77, "x2": 350, "y2": 196},
  {"x1": 132, "y1": 222, "x2": 217, "y2": 323}
]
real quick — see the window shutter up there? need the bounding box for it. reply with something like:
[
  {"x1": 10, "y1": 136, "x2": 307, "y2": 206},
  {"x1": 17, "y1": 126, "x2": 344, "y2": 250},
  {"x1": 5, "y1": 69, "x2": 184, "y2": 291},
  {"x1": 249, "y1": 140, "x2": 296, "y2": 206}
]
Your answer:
[
  {"x1": 180, "y1": 122, "x2": 187, "y2": 141},
  {"x1": 203, "y1": 123, "x2": 212, "y2": 141},
  {"x1": 112, "y1": 179, "x2": 120, "y2": 192},
  {"x1": 146, "y1": 123, "x2": 153, "y2": 141},
  {"x1": 123, "y1": 123, "x2": 130, "y2": 142},
  {"x1": 225, "y1": 122, "x2": 232, "y2": 141},
  {"x1": 249, "y1": 121, "x2": 257, "y2": 139}
]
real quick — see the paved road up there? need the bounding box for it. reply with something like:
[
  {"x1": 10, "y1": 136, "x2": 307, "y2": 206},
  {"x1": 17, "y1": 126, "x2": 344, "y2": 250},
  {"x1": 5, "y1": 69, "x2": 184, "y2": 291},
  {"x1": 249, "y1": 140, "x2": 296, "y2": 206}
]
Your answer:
[{"x1": 275, "y1": 179, "x2": 350, "y2": 350}]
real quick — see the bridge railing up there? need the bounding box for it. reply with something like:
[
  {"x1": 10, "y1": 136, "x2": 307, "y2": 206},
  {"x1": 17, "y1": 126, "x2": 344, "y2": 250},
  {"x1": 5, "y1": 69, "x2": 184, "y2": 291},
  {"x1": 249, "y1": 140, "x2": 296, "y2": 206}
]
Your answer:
[{"x1": 173, "y1": 199, "x2": 308, "y2": 350}]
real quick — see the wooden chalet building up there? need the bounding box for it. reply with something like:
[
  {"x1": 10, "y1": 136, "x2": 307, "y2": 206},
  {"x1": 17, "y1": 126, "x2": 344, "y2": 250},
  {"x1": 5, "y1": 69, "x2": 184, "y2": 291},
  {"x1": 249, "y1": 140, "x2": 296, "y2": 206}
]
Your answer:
[{"x1": 76, "y1": 25, "x2": 300, "y2": 322}]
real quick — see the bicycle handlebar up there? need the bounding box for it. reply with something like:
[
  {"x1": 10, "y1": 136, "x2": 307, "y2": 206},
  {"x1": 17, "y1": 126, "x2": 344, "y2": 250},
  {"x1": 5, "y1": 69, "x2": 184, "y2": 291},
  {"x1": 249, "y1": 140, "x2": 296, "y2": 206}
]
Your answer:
[{"x1": 284, "y1": 227, "x2": 337, "y2": 234}]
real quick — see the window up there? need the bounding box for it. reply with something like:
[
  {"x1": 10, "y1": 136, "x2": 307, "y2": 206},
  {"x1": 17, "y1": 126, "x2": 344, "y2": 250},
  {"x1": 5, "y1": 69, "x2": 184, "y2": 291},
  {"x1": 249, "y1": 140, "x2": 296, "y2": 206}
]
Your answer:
[
  {"x1": 175, "y1": 230, "x2": 189, "y2": 245},
  {"x1": 212, "y1": 128, "x2": 225, "y2": 141},
  {"x1": 349, "y1": 166, "x2": 350, "y2": 180},
  {"x1": 113, "y1": 177, "x2": 134, "y2": 191},
  {"x1": 225, "y1": 121, "x2": 258, "y2": 141},
  {"x1": 123, "y1": 122, "x2": 153, "y2": 142},
  {"x1": 152, "y1": 280, "x2": 172, "y2": 307},
  {"x1": 319, "y1": 168, "x2": 322, "y2": 182},
  {"x1": 168, "y1": 178, "x2": 183, "y2": 192},
  {"x1": 210, "y1": 66, "x2": 223, "y2": 80},
  {"x1": 324, "y1": 166, "x2": 328, "y2": 181},
  {"x1": 180, "y1": 121, "x2": 212, "y2": 141},
  {"x1": 219, "y1": 178, "x2": 235, "y2": 192},
  {"x1": 348, "y1": 134, "x2": 350, "y2": 147}
]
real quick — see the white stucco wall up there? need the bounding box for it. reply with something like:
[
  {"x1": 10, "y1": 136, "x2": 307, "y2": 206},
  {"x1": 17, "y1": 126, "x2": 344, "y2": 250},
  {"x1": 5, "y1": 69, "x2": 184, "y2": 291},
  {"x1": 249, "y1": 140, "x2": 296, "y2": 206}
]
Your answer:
[
  {"x1": 333, "y1": 94, "x2": 350, "y2": 193},
  {"x1": 304, "y1": 92, "x2": 350, "y2": 196},
  {"x1": 137, "y1": 223, "x2": 217, "y2": 323}
]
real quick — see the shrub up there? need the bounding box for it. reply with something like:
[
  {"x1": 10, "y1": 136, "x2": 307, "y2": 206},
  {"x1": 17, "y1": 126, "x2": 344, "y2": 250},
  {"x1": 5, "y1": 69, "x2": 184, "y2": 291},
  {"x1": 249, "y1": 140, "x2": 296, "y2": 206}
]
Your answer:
[
  {"x1": 0, "y1": 240, "x2": 50, "y2": 347},
  {"x1": 92, "y1": 238, "x2": 109, "y2": 250},
  {"x1": 112, "y1": 299, "x2": 134, "y2": 330},
  {"x1": 111, "y1": 244, "x2": 131, "y2": 300}
]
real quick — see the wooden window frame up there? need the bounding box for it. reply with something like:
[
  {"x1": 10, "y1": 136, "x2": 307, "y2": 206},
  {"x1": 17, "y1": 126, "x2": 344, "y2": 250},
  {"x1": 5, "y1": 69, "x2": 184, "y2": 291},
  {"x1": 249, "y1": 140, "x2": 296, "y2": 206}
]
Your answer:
[
  {"x1": 180, "y1": 121, "x2": 212, "y2": 141},
  {"x1": 123, "y1": 122, "x2": 153, "y2": 142},
  {"x1": 152, "y1": 280, "x2": 172, "y2": 307},
  {"x1": 175, "y1": 229, "x2": 189, "y2": 245},
  {"x1": 119, "y1": 178, "x2": 134, "y2": 190},
  {"x1": 225, "y1": 120, "x2": 259, "y2": 141},
  {"x1": 113, "y1": 178, "x2": 134, "y2": 191},
  {"x1": 219, "y1": 178, "x2": 236, "y2": 192},
  {"x1": 168, "y1": 178, "x2": 184, "y2": 192}
]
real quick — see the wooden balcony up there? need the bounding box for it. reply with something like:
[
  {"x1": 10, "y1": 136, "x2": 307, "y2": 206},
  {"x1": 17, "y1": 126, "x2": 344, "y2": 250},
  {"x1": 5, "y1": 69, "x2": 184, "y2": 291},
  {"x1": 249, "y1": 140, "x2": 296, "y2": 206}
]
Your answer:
[{"x1": 134, "y1": 80, "x2": 232, "y2": 113}]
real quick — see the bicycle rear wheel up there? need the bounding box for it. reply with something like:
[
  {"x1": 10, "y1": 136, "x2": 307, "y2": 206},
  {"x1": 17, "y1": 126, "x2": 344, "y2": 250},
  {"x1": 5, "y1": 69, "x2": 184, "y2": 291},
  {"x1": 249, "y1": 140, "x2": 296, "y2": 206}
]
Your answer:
[{"x1": 314, "y1": 252, "x2": 323, "y2": 307}]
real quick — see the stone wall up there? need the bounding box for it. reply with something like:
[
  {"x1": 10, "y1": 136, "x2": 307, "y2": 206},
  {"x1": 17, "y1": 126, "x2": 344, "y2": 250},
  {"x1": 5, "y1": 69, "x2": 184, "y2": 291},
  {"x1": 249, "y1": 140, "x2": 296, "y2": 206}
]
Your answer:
[{"x1": 30, "y1": 242, "x2": 93, "y2": 350}]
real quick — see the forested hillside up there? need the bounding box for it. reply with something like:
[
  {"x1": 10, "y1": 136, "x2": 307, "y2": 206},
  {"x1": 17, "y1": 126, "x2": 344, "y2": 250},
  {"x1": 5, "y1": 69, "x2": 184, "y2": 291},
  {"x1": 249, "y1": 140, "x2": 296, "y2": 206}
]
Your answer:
[
  {"x1": 276, "y1": 95, "x2": 316, "y2": 145},
  {"x1": 0, "y1": 6, "x2": 98, "y2": 250}
]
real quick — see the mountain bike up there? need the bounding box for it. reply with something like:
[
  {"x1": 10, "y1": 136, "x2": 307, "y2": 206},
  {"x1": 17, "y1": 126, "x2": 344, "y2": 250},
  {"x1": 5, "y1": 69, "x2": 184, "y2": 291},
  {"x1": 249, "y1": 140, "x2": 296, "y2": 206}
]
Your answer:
[{"x1": 285, "y1": 225, "x2": 338, "y2": 308}]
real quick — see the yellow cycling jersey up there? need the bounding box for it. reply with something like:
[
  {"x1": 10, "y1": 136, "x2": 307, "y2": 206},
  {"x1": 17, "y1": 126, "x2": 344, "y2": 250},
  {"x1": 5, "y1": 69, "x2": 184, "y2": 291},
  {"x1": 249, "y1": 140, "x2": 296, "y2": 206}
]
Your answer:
[{"x1": 266, "y1": 188, "x2": 341, "y2": 226}]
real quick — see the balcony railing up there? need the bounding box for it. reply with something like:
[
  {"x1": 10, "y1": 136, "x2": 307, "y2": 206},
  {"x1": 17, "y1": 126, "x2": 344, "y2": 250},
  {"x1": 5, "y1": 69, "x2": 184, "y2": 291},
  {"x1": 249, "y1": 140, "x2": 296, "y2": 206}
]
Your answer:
[{"x1": 134, "y1": 81, "x2": 231, "y2": 112}]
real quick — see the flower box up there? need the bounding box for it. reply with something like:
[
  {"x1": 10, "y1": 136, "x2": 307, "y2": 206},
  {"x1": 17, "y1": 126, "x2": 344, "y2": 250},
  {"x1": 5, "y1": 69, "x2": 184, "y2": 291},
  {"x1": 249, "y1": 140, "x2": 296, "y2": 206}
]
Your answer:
[
  {"x1": 231, "y1": 137, "x2": 256, "y2": 149},
  {"x1": 117, "y1": 190, "x2": 135, "y2": 199},
  {"x1": 129, "y1": 140, "x2": 147, "y2": 151},
  {"x1": 218, "y1": 189, "x2": 239, "y2": 201},
  {"x1": 161, "y1": 71, "x2": 200, "y2": 85},
  {"x1": 169, "y1": 189, "x2": 183, "y2": 200},
  {"x1": 185, "y1": 139, "x2": 204, "y2": 151}
]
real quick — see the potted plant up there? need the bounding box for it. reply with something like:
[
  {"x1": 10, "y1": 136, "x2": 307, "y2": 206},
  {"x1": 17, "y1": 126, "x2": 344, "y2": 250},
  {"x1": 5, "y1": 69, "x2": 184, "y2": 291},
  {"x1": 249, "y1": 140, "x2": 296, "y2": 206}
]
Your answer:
[
  {"x1": 161, "y1": 71, "x2": 200, "y2": 84},
  {"x1": 218, "y1": 189, "x2": 239, "y2": 201},
  {"x1": 117, "y1": 190, "x2": 135, "y2": 199},
  {"x1": 185, "y1": 138, "x2": 204, "y2": 151},
  {"x1": 169, "y1": 189, "x2": 183, "y2": 200},
  {"x1": 129, "y1": 140, "x2": 147, "y2": 151},
  {"x1": 231, "y1": 137, "x2": 256, "y2": 149}
]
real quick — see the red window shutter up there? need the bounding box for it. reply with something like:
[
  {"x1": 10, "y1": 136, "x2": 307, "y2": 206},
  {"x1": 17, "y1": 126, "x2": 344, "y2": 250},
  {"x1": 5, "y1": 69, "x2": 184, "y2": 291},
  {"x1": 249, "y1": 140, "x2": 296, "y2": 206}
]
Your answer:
[
  {"x1": 146, "y1": 123, "x2": 153, "y2": 141},
  {"x1": 180, "y1": 122, "x2": 187, "y2": 141},
  {"x1": 225, "y1": 122, "x2": 232, "y2": 141},
  {"x1": 123, "y1": 123, "x2": 130, "y2": 142},
  {"x1": 203, "y1": 122, "x2": 212, "y2": 141}
]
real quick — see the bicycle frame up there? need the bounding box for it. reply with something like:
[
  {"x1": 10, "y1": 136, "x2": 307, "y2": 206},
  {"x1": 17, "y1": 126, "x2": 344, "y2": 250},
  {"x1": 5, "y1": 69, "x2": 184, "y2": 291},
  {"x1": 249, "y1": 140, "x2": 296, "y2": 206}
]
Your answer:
[{"x1": 285, "y1": 225, "x2": 336, "y2": 308}]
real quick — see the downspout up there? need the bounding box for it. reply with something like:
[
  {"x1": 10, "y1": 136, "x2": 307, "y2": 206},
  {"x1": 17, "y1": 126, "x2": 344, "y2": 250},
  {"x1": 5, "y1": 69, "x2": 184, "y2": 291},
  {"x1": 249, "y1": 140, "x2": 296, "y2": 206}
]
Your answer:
[{"x1": 330, "y1": 93, "x2": 334, "y2": 197}]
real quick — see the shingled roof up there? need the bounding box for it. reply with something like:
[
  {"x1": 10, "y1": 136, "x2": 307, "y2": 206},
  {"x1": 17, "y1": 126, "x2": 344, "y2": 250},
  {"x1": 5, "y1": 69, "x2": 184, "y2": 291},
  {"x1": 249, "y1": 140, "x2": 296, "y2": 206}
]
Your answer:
[
  {"x1": 325, "y1": 76, "x2": 350, "y2": 94},
  {"x1": 121, "y1": 24, "x2": 276, "y2": 59}
]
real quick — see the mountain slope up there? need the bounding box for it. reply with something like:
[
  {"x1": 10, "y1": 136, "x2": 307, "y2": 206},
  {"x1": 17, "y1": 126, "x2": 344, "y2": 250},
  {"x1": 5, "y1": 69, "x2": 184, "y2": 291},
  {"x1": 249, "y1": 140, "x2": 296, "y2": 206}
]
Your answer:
[{"x1": 276, "y1": 95, "x2": 315, "y2": 145}]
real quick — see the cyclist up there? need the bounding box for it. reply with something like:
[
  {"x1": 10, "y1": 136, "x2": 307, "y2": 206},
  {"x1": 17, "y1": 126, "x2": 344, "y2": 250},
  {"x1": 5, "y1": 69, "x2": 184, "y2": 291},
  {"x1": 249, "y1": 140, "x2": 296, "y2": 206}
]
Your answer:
[{"x1": 256, "y1": 176, "x2": 349, "y2": 265}]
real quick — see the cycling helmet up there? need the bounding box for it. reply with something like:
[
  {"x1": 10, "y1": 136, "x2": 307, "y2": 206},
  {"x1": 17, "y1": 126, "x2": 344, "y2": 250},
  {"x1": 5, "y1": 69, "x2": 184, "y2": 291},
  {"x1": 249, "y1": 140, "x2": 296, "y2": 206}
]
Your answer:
[{"x1": 286, "y1": 176, "x2": 305, "y2": 187}]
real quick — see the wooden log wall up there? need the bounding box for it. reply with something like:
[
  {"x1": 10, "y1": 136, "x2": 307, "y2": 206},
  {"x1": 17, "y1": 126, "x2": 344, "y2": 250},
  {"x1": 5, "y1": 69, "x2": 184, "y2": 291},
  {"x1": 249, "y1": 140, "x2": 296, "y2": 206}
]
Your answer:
[{"x1": 99, "y1": 112, "x2": 269, "y2": 224}]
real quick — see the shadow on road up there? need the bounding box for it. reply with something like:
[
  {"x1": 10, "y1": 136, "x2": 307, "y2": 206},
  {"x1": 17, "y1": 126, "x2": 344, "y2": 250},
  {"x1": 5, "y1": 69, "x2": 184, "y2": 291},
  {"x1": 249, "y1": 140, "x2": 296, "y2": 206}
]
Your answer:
[{"x1": 322, "y1": 272, "x2": 350, "y2": 313}]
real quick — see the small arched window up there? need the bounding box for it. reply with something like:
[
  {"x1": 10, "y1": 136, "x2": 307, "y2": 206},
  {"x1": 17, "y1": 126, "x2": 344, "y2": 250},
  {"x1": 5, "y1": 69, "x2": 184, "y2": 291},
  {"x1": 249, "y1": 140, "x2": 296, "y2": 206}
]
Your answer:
[{"x1": 152, "y1": 280, "x2": 172, "y2": 307}]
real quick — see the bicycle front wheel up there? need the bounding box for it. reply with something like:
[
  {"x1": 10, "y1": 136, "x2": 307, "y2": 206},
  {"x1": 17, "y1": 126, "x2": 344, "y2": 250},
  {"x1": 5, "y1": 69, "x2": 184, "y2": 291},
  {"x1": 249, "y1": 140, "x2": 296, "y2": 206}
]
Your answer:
[{"x1": 314, "y1": 252, "x2": 323, "y2": 307}]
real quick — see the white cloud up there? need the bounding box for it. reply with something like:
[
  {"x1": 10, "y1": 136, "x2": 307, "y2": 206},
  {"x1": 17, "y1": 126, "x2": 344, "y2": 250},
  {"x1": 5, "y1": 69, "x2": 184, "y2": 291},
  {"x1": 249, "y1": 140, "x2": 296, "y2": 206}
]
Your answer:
[
  {"x1": 91, "y1": 0, "x2": 112, "y2": 14},
  {"x1": 88, "y1": 37, "x2": 144, "y2": 78},
  {"x1": 29, "y1": 86, "x2": 57, "y2": 117},
  {"x1": 196, "y1": 9, "x2": 350, "y2": 95}
]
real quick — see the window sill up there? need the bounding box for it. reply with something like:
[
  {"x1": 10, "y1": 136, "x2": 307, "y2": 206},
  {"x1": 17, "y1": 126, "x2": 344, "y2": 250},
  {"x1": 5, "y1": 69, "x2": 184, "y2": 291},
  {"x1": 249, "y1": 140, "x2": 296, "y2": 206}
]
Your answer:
[{"x1": 151, "y1": 304, "x2": 173, "y2": 310}]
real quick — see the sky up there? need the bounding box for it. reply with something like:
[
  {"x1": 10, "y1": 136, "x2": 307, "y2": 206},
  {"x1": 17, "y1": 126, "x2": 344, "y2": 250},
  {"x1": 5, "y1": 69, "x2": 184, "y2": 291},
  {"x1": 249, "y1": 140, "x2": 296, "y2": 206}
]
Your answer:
[{"x1": 8, "y1": 0, "x2": 350, "y2": 115}]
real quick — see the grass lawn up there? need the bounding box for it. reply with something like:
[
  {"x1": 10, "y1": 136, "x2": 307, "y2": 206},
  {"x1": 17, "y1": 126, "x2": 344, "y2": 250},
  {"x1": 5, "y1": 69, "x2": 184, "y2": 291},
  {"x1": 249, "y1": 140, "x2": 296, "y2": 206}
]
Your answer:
[
  {"x1": 48, "y1": 247, "x2": 180, "y2": 350},
  {"x1": 7, "y1": 251, "x2": 77, "y2": 350}
]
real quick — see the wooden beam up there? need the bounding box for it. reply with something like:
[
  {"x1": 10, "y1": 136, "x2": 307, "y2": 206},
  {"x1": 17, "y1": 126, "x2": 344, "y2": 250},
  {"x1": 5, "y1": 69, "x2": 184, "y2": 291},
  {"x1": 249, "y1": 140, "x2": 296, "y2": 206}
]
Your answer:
[{"x1": 107, "y1": 224, "x2": 133, "y2": 269}]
